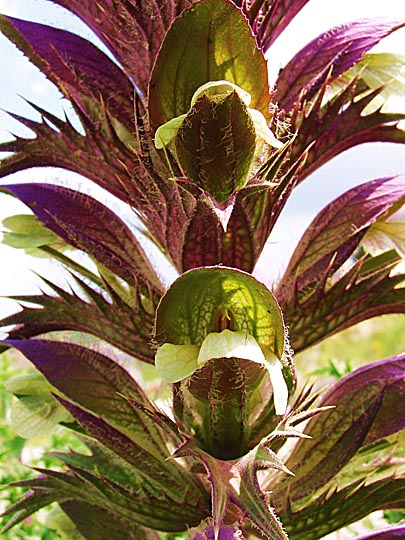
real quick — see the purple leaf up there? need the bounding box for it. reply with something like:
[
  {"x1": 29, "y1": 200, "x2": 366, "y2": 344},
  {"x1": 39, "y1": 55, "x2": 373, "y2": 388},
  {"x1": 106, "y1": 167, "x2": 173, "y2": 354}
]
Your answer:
[
  {"x1": 2, "y1": 338, "x2": 184, "y2": 471},
  {"x1": 356, "y1": 525, "x2": 405, "y2": 540},
  {"x1": 275, "y1": 176, "x2": 405, "y2": 351},
  {"x1": 277, "y1": 175, "x2": 405, "y2": 303},
  {"x1": 1, "y1": 274, "x2": 156, "y2": 363},
  {"x1": 2, "y1": 338, "x2": 210, "y2": 523},
  {"x1": 222, "y1": 199, "x2": 256, "y2": 272},
  {"x1": 49, "y1": 0, "x2": 198, "y2": 97},
  {"x1": 0, "y1": 15, "x2": 134, "y2": 128},
  {"x1": 181, "y1": 195, "x2": 224, "y2": 270},
  {"x1": 0, "y1": 100, "x2": 150, "y2": 207},
  {"x1": 282, "y1": 249, "x2": 405, "y2": 352},
  {"x1": 272, "y1": 356, "x2": 405, "y2": 507},
  {"x1": 179, "y1": 188, "x2": 258, "y2": 272},
  {"x1": 275, "y1": 18, "x2": 405, "y2": 111},
  {"x1": 320, "y1": 355, "x2": 405, "y2": 445},
  {"x1": 4, "y1": 338, "x2": 209, "y2": 511},
  {"x1": 232, "y1": 0, "x2": 310, "y2": 51},
  {"x1": 3, "y1": 339, "x2": 159, "y2": 436},
  {"x1": 4, "y1": 457, "x2": 208, "y2": 534},
  {"x1": 56, "y1": 397, "x2": 208, "y2": 528},
  {"x1": 0, "y1": 103, "x2": 202, "y2": 273},
  {"x1": 1, "y1": 183, "x2": 164, "y2": 292},
  {"x1": 278, "y1": 477, "x2": 405, "y2": 540},
  {"x1": 289, "y1": 79, "x2": 405, "y2": 183}
]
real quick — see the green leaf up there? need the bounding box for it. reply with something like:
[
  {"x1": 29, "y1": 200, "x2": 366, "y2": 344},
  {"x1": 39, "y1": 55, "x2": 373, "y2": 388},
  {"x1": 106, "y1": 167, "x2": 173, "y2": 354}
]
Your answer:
[
  {"x1": 327, "y1": 52, "x2": 405, "y2": 114},
  {"x1": 2, "y1": 214, "x2": 63, "y2": 250},
  {"x1": 8, "y1": 395, "x2": 73, "y2": 439},
  {"x1": 5, "y1": 371, "x2": 73, "y2": 438},
  {"x1": 279, "y1": 477, "x2": 405, "y2": 540},
  {"x1": 148, "y1": 0, "x2": 269, "y2": 130},
  {"x1": 1, "y1": 273, "x2": 156, "y2": 363}
]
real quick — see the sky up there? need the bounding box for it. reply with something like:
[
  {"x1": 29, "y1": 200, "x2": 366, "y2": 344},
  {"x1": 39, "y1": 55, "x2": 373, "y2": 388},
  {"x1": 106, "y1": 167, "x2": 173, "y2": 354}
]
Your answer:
[{"x1": 0, "y1": 0, "x2": 404, "y2": 319}]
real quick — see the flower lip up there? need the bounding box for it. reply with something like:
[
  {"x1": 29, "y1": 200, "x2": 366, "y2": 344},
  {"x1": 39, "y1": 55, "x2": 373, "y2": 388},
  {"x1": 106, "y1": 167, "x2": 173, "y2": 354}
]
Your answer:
[
  {"x1": 154, "y1": 80, "x2": 282, "y2": 151},
  {"x1": 155, "y1": 329, "x2": 289, "y2": 415}
]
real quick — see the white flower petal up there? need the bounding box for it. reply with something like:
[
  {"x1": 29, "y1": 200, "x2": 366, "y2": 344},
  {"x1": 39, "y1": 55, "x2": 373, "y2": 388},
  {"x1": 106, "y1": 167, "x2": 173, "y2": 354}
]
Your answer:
[
  {"x1": 197, "y1": 329, "x2": 265, "y2": 366},
  {"x1": 154, "y1": 113, "x2": 187, "y2": 149},
  {"x1": 155, "y1": 343, "x2": 200, "y2": 382},
  {"x1": 248, "y1": 108, "x2": 283, "y2": 149},
  {"x1": 260, "y1": 345, "x2": 288, "y2": 416},
  {"x1": 190, "y1": 80, "x2": 252, "y2": 107}
]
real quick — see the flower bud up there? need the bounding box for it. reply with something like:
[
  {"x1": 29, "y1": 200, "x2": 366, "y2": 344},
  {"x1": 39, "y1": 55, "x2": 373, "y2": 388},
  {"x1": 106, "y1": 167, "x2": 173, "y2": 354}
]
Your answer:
[
  {"x1": 154, "y1": 81, "x2": 282, "y2": 203},
  {"x1": 154, "y1": 267, "x2": 294, "y2": 458}
]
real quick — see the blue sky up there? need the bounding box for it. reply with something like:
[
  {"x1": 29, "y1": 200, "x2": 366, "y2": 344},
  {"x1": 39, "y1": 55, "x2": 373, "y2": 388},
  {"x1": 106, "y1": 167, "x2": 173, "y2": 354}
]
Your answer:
[{"x1": 0, "y1": 0, "x2": 404, "y2": 319}]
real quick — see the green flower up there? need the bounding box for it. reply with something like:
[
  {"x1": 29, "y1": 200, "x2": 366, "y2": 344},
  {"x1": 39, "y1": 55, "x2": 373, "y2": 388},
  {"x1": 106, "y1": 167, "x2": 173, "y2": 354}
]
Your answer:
[
  {"x1": 154, "y1": 80, "x2": 282, "y2": 150},
  {"x1": 154, "y1": 267, "x2": 293, "y2": 417},
  {"x1": 156, "y1": 328, "x2": 288, "y2": 415},
  {"x1": 154, "y1": 81, "x2": 282, "y2": 202}
]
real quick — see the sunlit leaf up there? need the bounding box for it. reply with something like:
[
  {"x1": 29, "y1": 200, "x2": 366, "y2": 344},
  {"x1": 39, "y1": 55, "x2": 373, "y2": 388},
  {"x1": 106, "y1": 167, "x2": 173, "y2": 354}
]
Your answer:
[
  {"x1": 148, "y1": 0, "x2": 269, "y2": 129},
  {"x1": 0, "y1": 15, "x2": 134, "y2": 128},
  {"x1": 0, "y1": 273, "x2": 156, "y2": 363},
  {"x1": 275, "y1": 18, "x2": 405, "y2": 111}
]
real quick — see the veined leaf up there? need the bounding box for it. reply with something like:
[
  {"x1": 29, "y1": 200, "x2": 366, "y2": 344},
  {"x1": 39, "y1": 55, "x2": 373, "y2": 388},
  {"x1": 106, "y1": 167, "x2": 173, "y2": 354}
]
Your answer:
[
  {"x1": 325, "y1": 52, "x2": 405, "y2": 114},
  {"x1": 232, "y1": 0, "x2": 311, "y2": 51},
  {"x1": 276, "y1": 176, "x2": 405, "y2": 350},
  {"x1": 272, "y1": 355, "x2": 405, "y2": 507},
  {"x1": 275, "y1": 18, "x2": 405, "y2": 111},
  {"x1": 0, "y1": 99, "x2": 147, "y2": 208},
  {"x1": 175, "y1": 91, "x2": 256, "y2": 203},
  {"x1": 2, "y1": 339, "x2": 210, "y2": 528},
  {"x1": 3, "y1": 339, "x2": 167, "y2": 454},
  {"x1": 0, "y1": 15, "x2": 134, "y2": 129},
  {"x1": 2, "y1": 457, "x2": 208, "y2": 533},
  {"x1": 47, "y1": 0, "x2": 199, "y2": 97},
  {"x1": 175, "y1": 439, "x2": 290, "y2": 540},
  {"x1": 0, "y1": 100, "x2": 206, "y2": 274},
  {"x1": 1, "y1": 184, "x2": 164, "y2": 294},
  {"x1": 288, "y1": 77, "x2": 405, "y2": 182},
  {"x1": 55, "y1": 397, "x2": 207, "y2": 511},
  {"x1": 278, "y1": 477, "x2": 405, "y2": 540},
  {"x1": 277, "y1": 175, "x2": 405, "y2": 302},
  {"x1": 321, "y1": 355, "x2": 405, "y2": 446},
  {"x1": 282, "y1": 249, "x2": 405, "y2": 352},
  {"x1": 155, "y1": 266, "x2": 285, "y2": 358},
  {"x1": 148, "y1": 0, "x2": 269, "y2": 130},
  {"x1": 0, "y1": 273, "x2": 156, "y2": 363}
]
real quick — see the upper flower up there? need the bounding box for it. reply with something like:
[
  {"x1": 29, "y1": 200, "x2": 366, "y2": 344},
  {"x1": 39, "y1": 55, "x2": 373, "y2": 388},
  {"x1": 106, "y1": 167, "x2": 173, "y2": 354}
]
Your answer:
[
  {"x1": 154, "y1": 267, "x2": 292, "y2": 417},
  {"x1": 154, "y1": 81, "x2": 282, "y2": 203}
]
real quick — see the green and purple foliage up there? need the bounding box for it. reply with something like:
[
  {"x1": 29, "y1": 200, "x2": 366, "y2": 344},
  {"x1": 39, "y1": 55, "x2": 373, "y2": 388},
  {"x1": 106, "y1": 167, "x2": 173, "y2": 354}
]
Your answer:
[{"x1": 0, "y1": 1, "x2": 404, "y2": 539}]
